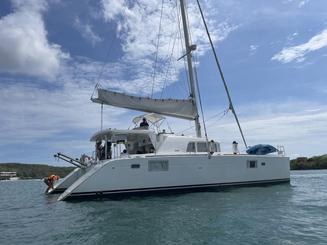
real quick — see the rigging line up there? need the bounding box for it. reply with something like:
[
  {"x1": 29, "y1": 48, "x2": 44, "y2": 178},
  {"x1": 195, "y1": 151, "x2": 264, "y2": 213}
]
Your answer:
[
  {"x1": 205, "y1": 112, "x2": 229, "y2": 129},
  {"x1": 91, "y1": 83, "x2": 99, "y2": 99},
  {"x1": 160, "y1": 26, "x2": 178, "y2": 99},
  {"x1": 165, "y1": 120, "x2": 173, "y2": 134},
  {"x1": 100, "y1": 103, "x2": 103, "y2": 131},
  {"x1": 193, "y1": 54, "x2": 209, "y2": 155},
  {"x1": 177, "y1": 108, "x2": 228, "y2": 134},
  {"x1": 196, "y1": 0, "x2": 248, "y2": 148},
  {"x1": 171, "y1": 58, "x2": 188, "y2": 97},
  {"x1": 150, "y1": 0, "x2": 165, "y2": 98},
  {"x1": 160, "y1": 2, "x2": 184, "y2": 98},
  {"x1": 96, "y1": 33, "x2": 116, "y2": 85},
  {"x1": 91, "y1": 30, "x2": 116, "y2": 99}
]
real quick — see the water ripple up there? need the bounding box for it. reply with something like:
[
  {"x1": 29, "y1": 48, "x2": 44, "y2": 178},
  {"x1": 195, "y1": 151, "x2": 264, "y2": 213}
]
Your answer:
[{"x1": 1, "y1": 170, "x2": 327, "y2": 245}]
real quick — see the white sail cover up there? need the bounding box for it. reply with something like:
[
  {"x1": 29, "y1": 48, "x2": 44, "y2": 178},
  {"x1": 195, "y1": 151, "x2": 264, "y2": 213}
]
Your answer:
[{"x1": 92, "y1": 89, "x2": 196, "y2": 120}]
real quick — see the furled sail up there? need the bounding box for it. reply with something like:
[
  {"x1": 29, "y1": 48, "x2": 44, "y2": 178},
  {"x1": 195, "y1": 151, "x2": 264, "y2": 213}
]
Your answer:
[{"x1": 91, "y1": 89, "x2": 196, "y2": 120}]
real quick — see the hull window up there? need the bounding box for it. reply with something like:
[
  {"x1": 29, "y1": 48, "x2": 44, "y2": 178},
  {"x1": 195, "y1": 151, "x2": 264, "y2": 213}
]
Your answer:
[
  {"x1": 131, "y1": 164, "x2": 140, "y2": 169},
  {"x1": 148, "y1": 160, "x2": 169, "y2": 171},
  {"x1": 247, "y1": 160, "x2": 258, "y2": 168}
]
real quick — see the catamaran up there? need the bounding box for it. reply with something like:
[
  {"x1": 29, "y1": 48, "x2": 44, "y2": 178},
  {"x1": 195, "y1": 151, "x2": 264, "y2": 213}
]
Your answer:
[{"x1": 48, "y1": 0, "x2": 290, "y2": 201}]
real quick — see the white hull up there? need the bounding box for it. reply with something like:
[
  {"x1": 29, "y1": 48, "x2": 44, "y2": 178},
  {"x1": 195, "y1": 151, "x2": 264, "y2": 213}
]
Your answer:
[
  {"x1": 58, "y1": 154, "x2": 290, "y2": 201},
  {"x1": 9, "y1": 177, "x2": 20, "y2": 181}
]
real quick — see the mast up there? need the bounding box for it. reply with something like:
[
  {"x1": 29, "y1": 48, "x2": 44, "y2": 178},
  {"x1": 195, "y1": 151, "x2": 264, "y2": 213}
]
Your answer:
[{"x1": 179, "y1": 0, "x2": 202, "y2": 138}]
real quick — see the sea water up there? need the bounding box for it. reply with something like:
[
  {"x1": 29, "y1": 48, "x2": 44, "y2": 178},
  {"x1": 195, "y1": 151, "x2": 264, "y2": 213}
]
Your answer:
[{"x1": 0, "y1": 170, "x2": 327, "y2": 245}]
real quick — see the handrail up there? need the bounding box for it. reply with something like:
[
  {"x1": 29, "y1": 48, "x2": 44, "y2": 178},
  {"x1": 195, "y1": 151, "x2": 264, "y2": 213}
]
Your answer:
[{"x1": 54, "y1": 152, "x2": 87, "y2": 168}]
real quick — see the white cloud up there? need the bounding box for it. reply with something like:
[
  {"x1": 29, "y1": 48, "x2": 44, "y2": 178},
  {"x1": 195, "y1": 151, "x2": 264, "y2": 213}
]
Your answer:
[
  {"x1": 171, "y1": 101, "x2": 327, "y2": 158},
  {"x1": 287, "y1": 32, "x2": 298, "y2": 41},
  {"x1": 0, "y1": 0, "x2": 68, "y2": 78},
  {"x1": 73, "y1": 17, "x2": 102, "y2": 46},
  {"x1": 249, "y1": 44, "x2": 259, "y2": 55},
  {"x1": 0, "y1": 81, "x2": 126, "y2": 146},
  {"x1": 100, "y1": 0, "x2": 237, "y2": 96},
  {"x1": 0, "y1": 55, "x2": 136, "y2": 162},
  {"x1": 298, "y1": 0, "x2": 310, "y2": 8},
  {"x1": 0, "y1": 52, "x2": 139, "y2": 146},
  {"x1": 282, "y1": 0, "x2": 310, "y2": 8},
  {"x1": 272, "y1": 29, "x2": 327, "y2": 63}
]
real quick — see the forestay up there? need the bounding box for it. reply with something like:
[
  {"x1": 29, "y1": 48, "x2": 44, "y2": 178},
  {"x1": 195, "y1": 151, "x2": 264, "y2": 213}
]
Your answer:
[{"x1": 92, "y1": 89, "x2": 196, "y2": 120}]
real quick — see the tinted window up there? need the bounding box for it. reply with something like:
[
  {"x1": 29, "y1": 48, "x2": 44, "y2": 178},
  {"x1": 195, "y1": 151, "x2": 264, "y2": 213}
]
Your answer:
[
  {"x1": 186, "y1": 142, "x2": 196, "y2": 152},
  {"x1": 197, "y1": 142, "x2": 207, "y2": 152},
  {"x1": 209, "y1": 142, "x2": 219, "y2": 152},
  {"x1": 148, "y1": 160, "x2": 169, "y2": 171},
  {"x1": 247, "y1": 160, "x2": 257, "y2": 168}
]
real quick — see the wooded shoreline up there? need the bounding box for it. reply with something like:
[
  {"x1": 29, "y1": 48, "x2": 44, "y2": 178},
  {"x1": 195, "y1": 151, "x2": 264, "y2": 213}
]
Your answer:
[
  {"x1": 0, "y1": 163, "x2": 74, "y2": 179},
  {"x1": 290, "y1": 155, "x2": 327, "y2": 170}
]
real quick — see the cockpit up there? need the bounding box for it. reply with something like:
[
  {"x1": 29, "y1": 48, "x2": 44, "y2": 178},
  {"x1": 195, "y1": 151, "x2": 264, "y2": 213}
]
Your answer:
[
  {"x1": 90, "y1": 113, "x2": 220, "y2": 161},
  {"x1": 91, "y1": 129, "x2": 156, "y2": 160}
]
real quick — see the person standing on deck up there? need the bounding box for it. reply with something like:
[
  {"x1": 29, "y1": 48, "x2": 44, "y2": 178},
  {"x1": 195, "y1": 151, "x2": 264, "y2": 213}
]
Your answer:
[
  {"x1": 96, "y1": 141, "x2": 103, "y2": 160},
  {"x1": 140, "y1": 118, "x2": 149, "y2": 129}
]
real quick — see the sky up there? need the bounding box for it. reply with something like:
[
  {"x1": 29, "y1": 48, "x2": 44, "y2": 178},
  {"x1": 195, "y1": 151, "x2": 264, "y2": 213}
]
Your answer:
[{"x1": 0, "y1": 0, "x2": 327, "y2": 165}]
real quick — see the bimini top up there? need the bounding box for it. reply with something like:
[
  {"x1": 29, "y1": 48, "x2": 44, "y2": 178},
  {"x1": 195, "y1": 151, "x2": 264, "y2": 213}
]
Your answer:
[
  {"x1": 132, "y1": 113, "x2": 165, "y2": 125},
  {"x1": 90, "y1": 128, "x2": 154, "y2": 142}
]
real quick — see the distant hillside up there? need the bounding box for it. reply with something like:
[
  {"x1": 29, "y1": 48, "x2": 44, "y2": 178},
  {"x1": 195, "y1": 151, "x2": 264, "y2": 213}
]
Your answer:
[
  {"x1": 0, "y1": 163, "x2": 75, "y2": 179},
  {"x1": 291, "y1": 155, "x2": 327, "y2": 170}
]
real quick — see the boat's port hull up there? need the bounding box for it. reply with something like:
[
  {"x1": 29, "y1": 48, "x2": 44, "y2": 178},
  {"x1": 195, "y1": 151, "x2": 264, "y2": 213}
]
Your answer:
[
  {"x1": 63, "y1": 178, "x2": 290, "y2": 201},
  {"x1": 47, "y1": 167, "x2": 86, "y2": 194},
  {"x1": 48, "y1": 188, "x2": 67, "y2": 194},
  {"x1": 58, "y1": 154, "x2": 290, "y2": 201}
]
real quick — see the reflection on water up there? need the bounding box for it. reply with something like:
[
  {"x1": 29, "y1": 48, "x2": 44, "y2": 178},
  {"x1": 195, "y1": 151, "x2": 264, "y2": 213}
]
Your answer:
[{"x1": 1, "y1": 171, "x2": 327, "y2": 245}]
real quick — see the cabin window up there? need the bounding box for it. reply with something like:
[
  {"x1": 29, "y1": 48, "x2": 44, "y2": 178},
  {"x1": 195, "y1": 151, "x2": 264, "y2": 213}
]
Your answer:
[
  {"x1": 208, "y1": 142, "x2": 220, "y2": 153},
  {"x1": 215, "y1": 143, "x2": 221, "y2": 152},
  {"x1": 148, "y1": 160, "x2": 169, "y2": 171},
  {"x1": 197, "y1": 142, "x2": 208, "y2": 152},
  {"x1": 210, "y1": 143, "x2": 218, "y2": 152},
  {"x1": 261, "y1": 162, "x2": 266, "y2": 166},
  {"x1": 186, "y1": 142, "x2": 196, "y2": 152},
  {"x1": 247, "y1": 160, "x2": 257, "y2": 168},
  {"x1": 131, "y1": 164, "x2": 140, "y2": 169}
]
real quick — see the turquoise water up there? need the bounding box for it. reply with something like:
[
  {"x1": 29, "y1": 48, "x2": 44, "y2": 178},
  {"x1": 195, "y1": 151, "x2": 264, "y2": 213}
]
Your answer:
[{"x1": 1, "y1": 171, "x2": 327, "y2": 245}]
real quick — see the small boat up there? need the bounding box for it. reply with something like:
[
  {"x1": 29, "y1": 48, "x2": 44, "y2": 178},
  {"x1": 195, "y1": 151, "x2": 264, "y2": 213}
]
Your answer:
[{"x1": 0, "y1": 171, "x2": 20, "y2": 181}]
